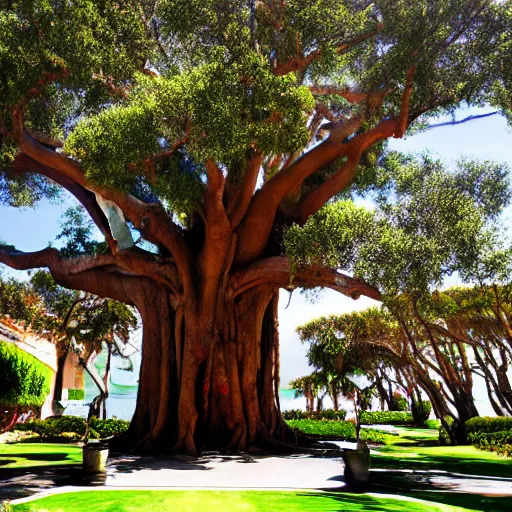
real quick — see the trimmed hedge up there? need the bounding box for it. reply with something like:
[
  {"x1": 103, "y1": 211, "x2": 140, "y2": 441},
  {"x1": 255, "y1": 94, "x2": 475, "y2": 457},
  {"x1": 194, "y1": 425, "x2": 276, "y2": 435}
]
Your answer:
[
  {"x1": 360, "y1": 411, "x2": 414, "y2": 425},
  {"x1": 464, "y1": 416, "x2": 512, "y2": 457},
  {"x1": 468, "y1": 430, "x2": 512, "y2": 457},
  {"x1": 465, "y1": 416, "x2": 512, "y2": 434},
  {"x1": 67, "y1": 389, "x2": 85, "y2": 400},
  {"x1": 286, "y1": 419, "x2": 385, "y2": 443},
  {"x1": 0, "y1": 341, "x2": 52, "y2": 408},
  {"x1": 282, "y1": 409, "x2": 347, "y2": 421},
  {"x1": 14, "y1": 415, "x2": 130, "y2": 441}
]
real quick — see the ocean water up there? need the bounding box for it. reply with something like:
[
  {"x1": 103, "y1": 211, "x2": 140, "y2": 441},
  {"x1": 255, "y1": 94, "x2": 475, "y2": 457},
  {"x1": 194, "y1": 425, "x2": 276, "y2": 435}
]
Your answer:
[{"x1": 79, "y1": 343, "x2": 498, "y2": 421}]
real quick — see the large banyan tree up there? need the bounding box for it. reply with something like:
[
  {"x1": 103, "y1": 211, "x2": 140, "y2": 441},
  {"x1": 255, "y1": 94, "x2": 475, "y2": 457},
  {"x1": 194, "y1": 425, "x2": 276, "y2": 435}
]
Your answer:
[{"x1": 0, "y1": 1, "x2": 511, "y2": 454}]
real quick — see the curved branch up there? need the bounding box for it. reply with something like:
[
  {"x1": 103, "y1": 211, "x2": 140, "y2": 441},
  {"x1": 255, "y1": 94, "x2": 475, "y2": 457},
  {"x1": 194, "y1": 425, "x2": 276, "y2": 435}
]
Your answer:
[
  {"x1": 227, "y1": 152, "x2": 264, "y2": 229},
  {"x1": 0, "y1": 246, "x2": 144, "y2": 305},
  {"x1": 423, "y1": 111, "x2": 499, "y2": 131},
  {"x1": 229, "y1": 256, "x2": 381, "y2": 301},
  {"x1": 235, "y1": 116, "x2": 362, "y2": 263},
  {"x1": 12, "y1": 153, "x2": 115, "y2": 247},
  {"x1": 297, "y1": 66, "x2": 416, "y2": 221},
  {"x1": 13, "y1": 124, "x2": 193, "y2": 294},
  {"x1": 273, "y1": 23, "x2": 383, "y2": 76},
  {"x1": 63, "y1": 248, "x2": 181, "y2": 297}
]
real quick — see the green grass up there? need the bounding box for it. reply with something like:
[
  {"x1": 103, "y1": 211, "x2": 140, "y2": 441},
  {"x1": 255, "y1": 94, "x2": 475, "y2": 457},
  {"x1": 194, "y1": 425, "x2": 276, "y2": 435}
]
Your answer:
[
  {"x1": 372, "y1": 428, "x2": 512, "y2": 478},
  {"x1": 11, "y1": 490, "x2": 472, "y2": 511},
  {"x1": 370, "y1": 426, "x2": 512, "y2": 511},
  {"x1": 0, "y1": 443, "x2": 81, "y2": 469}
]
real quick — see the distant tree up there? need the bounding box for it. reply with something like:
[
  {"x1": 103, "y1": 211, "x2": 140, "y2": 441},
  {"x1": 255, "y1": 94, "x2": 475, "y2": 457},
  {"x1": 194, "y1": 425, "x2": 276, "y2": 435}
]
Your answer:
[{"x1": 299, "y1": 282, "x2": 512, "y2": 444}]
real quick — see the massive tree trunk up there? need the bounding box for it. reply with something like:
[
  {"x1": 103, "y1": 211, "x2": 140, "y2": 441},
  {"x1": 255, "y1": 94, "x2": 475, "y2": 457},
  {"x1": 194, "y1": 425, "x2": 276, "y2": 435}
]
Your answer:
[{"x1": 127, "y1": 284, "x2": 295, "y2": 455}]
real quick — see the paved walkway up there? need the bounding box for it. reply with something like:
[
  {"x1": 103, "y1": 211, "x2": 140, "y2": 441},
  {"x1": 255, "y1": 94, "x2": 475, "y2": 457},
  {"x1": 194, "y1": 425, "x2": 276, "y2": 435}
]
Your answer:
[
  {"x1": 105, "y1": 453, "x2": 346, "y2": 490},
  {"x1": 5, "y1": 450, "x2": 512, "y2": 507},
  {"x1": 372, "y1": 468, "x2": 512, "y2": 496},
  {"x1": 6, "y1": 454, "x2": 346, "y2": 506}
]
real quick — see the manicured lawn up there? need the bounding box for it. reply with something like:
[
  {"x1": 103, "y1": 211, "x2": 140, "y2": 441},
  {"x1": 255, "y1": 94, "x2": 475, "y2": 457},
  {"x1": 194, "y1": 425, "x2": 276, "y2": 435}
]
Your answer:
[
  {"x1": 371, "y1": 427, "x2": 512, "y2": 511},
  {"x1": 12, "y1": 490, "x2": 471, "y2": 511},
  {"x1": 372, "y1": 428, "x2": 512, "y2": 478},
  {"x1": 0, "y1": 443, "x2": 82, "y2": 469}
]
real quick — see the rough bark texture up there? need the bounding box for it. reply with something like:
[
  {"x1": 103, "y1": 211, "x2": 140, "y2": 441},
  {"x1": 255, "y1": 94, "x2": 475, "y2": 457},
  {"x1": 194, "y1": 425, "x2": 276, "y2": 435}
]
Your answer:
[{"x1": 125, "y1": 285, "x2": 298, "y2": 454}]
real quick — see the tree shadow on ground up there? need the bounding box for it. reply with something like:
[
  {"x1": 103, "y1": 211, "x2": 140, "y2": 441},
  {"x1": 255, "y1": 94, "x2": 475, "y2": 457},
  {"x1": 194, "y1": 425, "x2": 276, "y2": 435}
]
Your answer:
[
  {"x1": 0, "y1": 466, "x2": 81, "y2": 501},
  {"x1": 369, "y1": 470, "x2": 512, "y2": 511},
  {"x1": 107, "y1": 454, "x2": 214, "y2": 474},
  {"x1": 297, "y1": 491, "x2": 451, "y2": 511},
  {"x1": 371, "y1": 453, "x2": 512, "y2": 478},
  {"x1": 0, "y1": 453, "x2": 70, "y2": 463},
  {"x1": 390, "y1": 440, "x2": 440, "y2": 448}
]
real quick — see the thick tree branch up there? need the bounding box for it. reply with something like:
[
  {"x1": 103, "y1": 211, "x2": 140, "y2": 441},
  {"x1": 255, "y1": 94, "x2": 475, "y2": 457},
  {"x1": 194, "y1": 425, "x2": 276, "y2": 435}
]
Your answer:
[
  {"x1": 12, "y1": 153, "x2": 115, "y2": 248},
  {"x1": 297, "y1": 66, "x2": 416, "y2": 221},
  {"x1": 199, "y1": 160, "x2": 232, "y2": 281},
  {"x1": 229, "y1": 256, "x2": 381, "y2": 301},
  {"x1": 273, "y1": 24, "x2": 383, "y2": 76},
  {"x1": 236, "y1": 116, "x2": 362, "y2": 263},
  {"x1": 227, "y1": 152, "x2": 264, "y2": 229},
  {"x1": 0, "y1": 246, "x2": 143, "y2": 305},
  {"x1": 63, "y1": 248, "x2": 181, "y2": 297},
  {"x1": 11, "y1": 115, "x2": 193, "y2": 293}
]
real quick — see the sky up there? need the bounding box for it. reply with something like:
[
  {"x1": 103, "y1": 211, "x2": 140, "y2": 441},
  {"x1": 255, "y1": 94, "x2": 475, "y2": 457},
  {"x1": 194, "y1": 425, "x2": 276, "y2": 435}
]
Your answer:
[{"x1": 2, "y1": 107, "x2": 512, "y2": 407}]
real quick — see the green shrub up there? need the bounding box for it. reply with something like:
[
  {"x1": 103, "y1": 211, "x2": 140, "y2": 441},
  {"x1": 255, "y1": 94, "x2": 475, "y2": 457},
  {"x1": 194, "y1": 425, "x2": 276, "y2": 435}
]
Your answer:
[
  {"x1": 468, "y1": 430, "x2": 512, "y2": 457},
  {"x1": 359, "y1": 411, "x2": 414, "y2": 425},
  {"x1": 285, "y1": 419, "x2": 385, "y2": 443},
  {"x1": 316, "y1": 409, "x2": 347, "y2": 421},
  {"x1": 468, "y1": 430, "x2": 512, "y2": 445},
  {"x1": 465, "y1": 416, "x2": 512, "y2": 434},
  {"x1": 67, "y1": 389, "x2": 85, "y2": 400},
  {"x1": 465, "y1": 418, "x2": 512, "y2": 457},
  {"x1": 438, "y1": 416, "x2": 455, "y2": 446},
  {"x1": 0, "y1": 341, "x2": 52, "y2": 408},
  {"x1": 15, "y1": 415, "x2": 86, "y2": 437},
  {"x1": 90, "y1": 418, "x2": 130, "y2": 438},
  {"x1": 15, "y1": 415, "x2": 129, "y2": 440},
  {"x1": 390, "y1": 393, "x2": 409, "y2": 412},
  {"x1": 282, "y1": 409, "x2": 306, "y2": 420},
  {"x1": 281, "y1": 409, "x2": 347, "y2": 421},
  {"x1": 411, "y1": 400, "x2": 432, "y2": 426}
]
